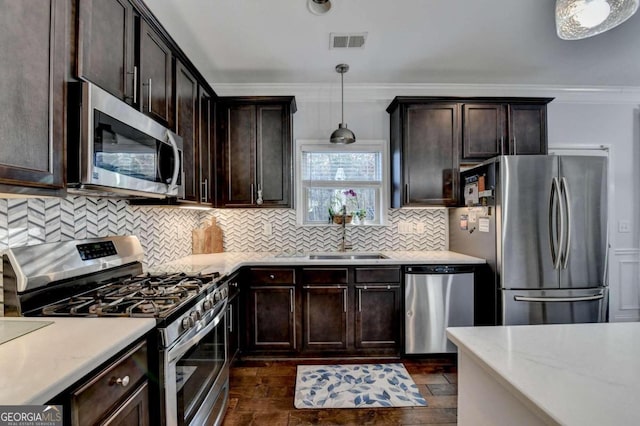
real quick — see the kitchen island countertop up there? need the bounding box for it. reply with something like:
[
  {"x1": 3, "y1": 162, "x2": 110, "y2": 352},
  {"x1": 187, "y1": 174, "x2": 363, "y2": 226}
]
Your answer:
[
  {"x1": 447, "y1": 322, "x2": 640, "y2": 425},
  {"x1": 0, "y1": 317, "x2": 155, "y2": 405},
  {"x1": 148, "y1": 250, "x2": 485, "y2": 277}
]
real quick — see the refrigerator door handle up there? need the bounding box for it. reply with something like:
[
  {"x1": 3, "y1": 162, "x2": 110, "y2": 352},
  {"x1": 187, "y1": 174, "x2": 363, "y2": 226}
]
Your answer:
[
  {"x1": 514, "y1": 294, "x2": 604, "y2": 303},
  {"x1": 549, "y1": 177, "x2": 563, "y2": 269},
  {"x1": 560, "y1": 177, "x2": 571, "y2": 269}
]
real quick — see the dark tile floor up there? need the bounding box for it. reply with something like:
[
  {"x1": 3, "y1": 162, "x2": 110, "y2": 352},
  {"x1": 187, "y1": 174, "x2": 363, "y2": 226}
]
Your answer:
[{"x1": 222, "y1": 358, "x2": 458, "y2": 425}]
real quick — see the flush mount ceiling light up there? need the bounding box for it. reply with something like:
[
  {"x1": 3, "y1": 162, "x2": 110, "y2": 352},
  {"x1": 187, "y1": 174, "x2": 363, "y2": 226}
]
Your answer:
[
  {"x1": 330, "y1": 64, "x2": 356, "y2": 145},
  {"x1": 555, "y1": 0, "x2": 639, "y2": 40},
  {"x1": 307, "y1": 0, "x2": 332, "y2": 15}
]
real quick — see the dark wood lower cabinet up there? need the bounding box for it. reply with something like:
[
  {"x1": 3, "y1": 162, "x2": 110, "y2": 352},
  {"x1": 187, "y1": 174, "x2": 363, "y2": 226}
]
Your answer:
[
  {"x1": 302, "y1": 285, "x2": 348, "y2": 351},
  {"x1": 101, "y1": 382, "x2": 149, "y2": 426},
  {"x1": 245, "y1": 285, "x2": 296, "y2": 351},
  {"x1": 240, "y1": 266, "x2": 402, "y2": 357},
  {"x1": 355, "y1": 285, "x2": 401, "y2": 349}
]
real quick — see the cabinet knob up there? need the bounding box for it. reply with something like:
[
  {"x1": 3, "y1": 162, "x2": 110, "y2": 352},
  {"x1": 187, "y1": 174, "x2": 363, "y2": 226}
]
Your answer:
[
  {"x1": 269, "y1": 274, "x2": 275, "y2": 280},
  {"x1": 110, "y1": 375, "x2": 130, "y2": 387}
]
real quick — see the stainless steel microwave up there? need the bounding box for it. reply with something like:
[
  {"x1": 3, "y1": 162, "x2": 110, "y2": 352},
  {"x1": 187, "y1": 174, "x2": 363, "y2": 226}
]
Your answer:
[{"x1": 67, "y1": 82, "x2": 184, "y2": 199}]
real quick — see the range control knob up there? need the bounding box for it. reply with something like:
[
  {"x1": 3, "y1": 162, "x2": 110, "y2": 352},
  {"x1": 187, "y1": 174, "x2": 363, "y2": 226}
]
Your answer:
[
  {"x1": 181, "y1": 316, "x2": 192, "y2": 331},
  {"x1": 202, "y1": 299, "x2": 213, "y2": 311},
  {"x1": 214, "y1": 291, "x2": 221, "y2": 302},
  {"x1": 191, "y1": 310, "x2": 201, "y2": 323}
]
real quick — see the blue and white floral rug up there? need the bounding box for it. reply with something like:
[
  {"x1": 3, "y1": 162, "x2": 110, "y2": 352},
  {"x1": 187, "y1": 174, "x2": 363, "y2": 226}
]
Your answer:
[{"x1": 294, "y1": 363, "x2": 427, "y2": 409}]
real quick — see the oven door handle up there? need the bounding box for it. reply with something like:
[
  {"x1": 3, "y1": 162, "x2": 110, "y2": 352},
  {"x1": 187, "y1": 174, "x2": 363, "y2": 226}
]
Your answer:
[
  {"x1": 168, "y1": 301, "x2": 227, "y2": 363},
  {"x1": 166, "y1": 130, "x2": 181, "y2": 193}
]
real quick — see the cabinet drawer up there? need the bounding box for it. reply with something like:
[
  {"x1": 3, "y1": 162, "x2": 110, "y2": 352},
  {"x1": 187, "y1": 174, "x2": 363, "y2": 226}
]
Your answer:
[
  {"x1": 355, "y1": 267, "x2": 401, "y2": 283},
  {"x1": 302, "y1": 268, "x2": 348, "y2": 284},
  {"x1": 248, "y1": 268, "x2": 295, "y2": 284},
  {"x1": 72, "y1": 340, "x2": 148, "y2": 426}
]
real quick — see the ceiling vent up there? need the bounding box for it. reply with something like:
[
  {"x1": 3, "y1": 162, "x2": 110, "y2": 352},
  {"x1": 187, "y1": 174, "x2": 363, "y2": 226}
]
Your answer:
[{"x1": 330, "y1": 32, "x2": 367, "y2": 49}]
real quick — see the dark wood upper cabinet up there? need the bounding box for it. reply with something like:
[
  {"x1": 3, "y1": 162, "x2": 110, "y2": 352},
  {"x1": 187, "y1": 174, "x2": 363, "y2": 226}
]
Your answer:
[
  {"x1": 216, "y1": 97, "x2": 296, "y2": 208},
  {"x1": 199, "y1": 90, "x2": 214, "y2": 204},
  {"x1": 462, "y1": 103, "x2": 506, "y2": 160},
  {"x1": 508, "y1": 103, "x2": 548, "y2": 155},
  {"x1": 0, "y1": 0, "x2": 66, "y2": 193},
  {"x1": 137, "y1": 19, "x2": 172, "y2": 125},
  {"x1": 78, "y1": 0, "x2": 174, "y2": 126},
  {"x1": 77, "y1": 0, "x2": 136, "y2": 103},
  {"x1": 462, "y1": 100, "x2": 551, "y2": 160},
  {"x1": 173, "y1": 60, "x2": 199, "y2": 202},
  {"x1": 388, "y1": 97, "x2": 552, "y2": 206},
  {"x1": 390, "y1": 102, "x2": 460, "y2": 207}
]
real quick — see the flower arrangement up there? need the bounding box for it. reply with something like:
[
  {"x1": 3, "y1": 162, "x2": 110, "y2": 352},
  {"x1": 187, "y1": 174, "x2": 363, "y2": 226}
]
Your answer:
[{"x1": 328, "y1": 189, "x2": 367, "y2": 223}]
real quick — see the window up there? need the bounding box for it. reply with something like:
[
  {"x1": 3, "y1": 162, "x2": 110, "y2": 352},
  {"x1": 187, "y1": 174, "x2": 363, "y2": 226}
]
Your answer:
[{"x1": 296, "y1": 140, "x2": 388, "y2": 225}]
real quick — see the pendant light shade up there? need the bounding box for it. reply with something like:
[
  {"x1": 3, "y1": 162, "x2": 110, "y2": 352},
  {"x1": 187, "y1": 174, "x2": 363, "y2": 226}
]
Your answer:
[
  {"x1": 330, "y1": 64, "x2": 356, "y2": 144},
  {"x1": 555, "y1": 0, "x2": 639, "y2": 40}
]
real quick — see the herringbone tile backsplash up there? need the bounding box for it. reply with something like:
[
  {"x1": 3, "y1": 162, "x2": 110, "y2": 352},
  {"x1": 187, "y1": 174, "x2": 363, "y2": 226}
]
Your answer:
[
  {"x1": 0, "y1": 198, "x2": 447, "y2": 264},
  {"x1": 0, "y1": 197, "x2": 200, "y2": 267},
  {"x1": 202, "y1": 208, "x2": 447, "y2": 253}
]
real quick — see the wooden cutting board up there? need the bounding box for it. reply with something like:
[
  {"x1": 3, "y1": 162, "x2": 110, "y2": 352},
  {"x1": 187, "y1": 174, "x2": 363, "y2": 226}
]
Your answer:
[{"x1": 192, "y1": 218, "x2": 223, "y2": 254}]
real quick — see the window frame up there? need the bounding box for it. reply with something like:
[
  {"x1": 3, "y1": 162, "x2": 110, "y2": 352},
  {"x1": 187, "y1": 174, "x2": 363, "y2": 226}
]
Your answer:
[{"x1": 295, "y1": 139, "x2": 389, "y2": 226}]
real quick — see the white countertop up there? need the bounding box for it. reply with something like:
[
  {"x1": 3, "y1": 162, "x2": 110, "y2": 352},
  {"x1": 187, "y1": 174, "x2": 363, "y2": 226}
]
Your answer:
[
  {"x1": 447, "y1": 323, "x2": 640, "y2": 426},
  {"x1": 0, "y1": 317, "x2": 155, "y2": 405},
  {"x1": 148, "y1": 250, "x2": 485, "y2": 277}
]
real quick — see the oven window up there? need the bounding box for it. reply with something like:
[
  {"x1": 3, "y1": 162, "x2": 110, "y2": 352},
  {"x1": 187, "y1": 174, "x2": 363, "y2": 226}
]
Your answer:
[
  {"x1": 176, "y1": 316, "x2": 226, "y2": 424},
  {"x1": 94, "y1": 111, "x2": 159, "y2": 182}
]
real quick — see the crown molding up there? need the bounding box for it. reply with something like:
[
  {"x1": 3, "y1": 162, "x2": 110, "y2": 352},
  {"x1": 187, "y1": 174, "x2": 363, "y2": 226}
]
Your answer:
[{"x1": 213, "y1": 82, "x2": 640, "y2": 104}]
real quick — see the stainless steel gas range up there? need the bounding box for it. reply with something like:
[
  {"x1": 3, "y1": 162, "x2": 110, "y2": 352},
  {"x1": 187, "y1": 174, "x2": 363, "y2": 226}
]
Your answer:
[{"x1": 2, "y1": 236, "x2": 229, "y2": 426}]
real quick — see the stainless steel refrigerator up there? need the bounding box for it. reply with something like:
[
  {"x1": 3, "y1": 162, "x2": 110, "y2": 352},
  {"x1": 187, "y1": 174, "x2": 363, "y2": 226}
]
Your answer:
[{"x1": 449, "y1": 155, "x2": 608, "y2": 325}]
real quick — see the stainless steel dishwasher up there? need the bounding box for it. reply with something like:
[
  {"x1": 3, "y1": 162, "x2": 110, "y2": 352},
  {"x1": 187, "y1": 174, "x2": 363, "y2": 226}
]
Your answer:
[{"x1": 404, "y1": 265, "x2": 474, "y2": 354}]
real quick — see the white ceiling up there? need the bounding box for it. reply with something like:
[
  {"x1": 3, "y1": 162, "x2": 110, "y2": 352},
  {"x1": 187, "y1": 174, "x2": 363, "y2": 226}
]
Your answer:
[{"x1": 146, "y1": 0, "x2": 640, "y2": 88}]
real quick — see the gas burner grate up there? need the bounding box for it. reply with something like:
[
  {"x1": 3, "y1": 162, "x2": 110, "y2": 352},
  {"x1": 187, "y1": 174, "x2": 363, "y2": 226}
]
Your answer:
[{"x1": 37, "y1": 270, "x2": 222, "y2": 318}]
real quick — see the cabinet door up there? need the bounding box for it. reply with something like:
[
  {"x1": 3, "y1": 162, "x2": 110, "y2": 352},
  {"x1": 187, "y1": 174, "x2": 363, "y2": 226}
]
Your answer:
[
  {"x1": 222, "y1": 105, "x2": 256, "y2": 206},
  {"x1": 174, "y1": 61, "x2": 199, "y2": 202},
  {"x1": 199, "y1": 90, "x2": 213, "y2": 204},
  {"x1": 508, "y1": 103, "x2": 548, "y2": 155},
  {"x1": 102, "y1": 382, "x2": 149, "y2": 426},
  {"x1": 256, "y1": 105, "x2": 291, "y2": 207},
  {"x1": 462, "y1": 104, "x2": 506, "y2": 160},
  {"x1": 0, "y1": 0, "x2": 65, "y2": 191},
  {"x1": 78, "y1": 0, "x2": 135, "y2": 103},
  {"x1": 302, "y1": 286, "x2": 348, "y2": 351},
  {"x1": 404, "y1": 104, "x2": 460, "y2": 206},
  {"x1": 246, "y1": 286, "x2": 296, "y2": 350},
  {"x1": 355, "y1": 285, "x2": 401, "y2": 349},
  {"x1": 138, "y1": 19, "x2": 172, "y2": 125}
]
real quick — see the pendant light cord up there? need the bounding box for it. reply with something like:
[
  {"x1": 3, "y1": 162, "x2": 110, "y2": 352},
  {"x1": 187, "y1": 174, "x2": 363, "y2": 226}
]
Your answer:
[{"x1": 341, "y1": 71, "x2": 344, "y2": 124}]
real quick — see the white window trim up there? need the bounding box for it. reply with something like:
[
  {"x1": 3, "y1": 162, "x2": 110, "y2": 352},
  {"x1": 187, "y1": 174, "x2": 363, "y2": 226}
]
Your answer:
[{"x1": 295, "y1": 139, "x2": 390, "y2": 226}]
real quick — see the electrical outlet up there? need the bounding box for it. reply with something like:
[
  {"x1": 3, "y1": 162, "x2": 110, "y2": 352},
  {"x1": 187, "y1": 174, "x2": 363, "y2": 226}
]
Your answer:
[
  {"x1": 263, "y1": 222, "x2": 273, "y2": 236},
  {"x1": 415, "y1": 222, "x2": 425, "y2": 234},
  {"x1": 397, "y1": 221, "x2": 413, "y2": 234},
  {"x1": 618, "y1": 221, "x2": 631, "y2": 233}
]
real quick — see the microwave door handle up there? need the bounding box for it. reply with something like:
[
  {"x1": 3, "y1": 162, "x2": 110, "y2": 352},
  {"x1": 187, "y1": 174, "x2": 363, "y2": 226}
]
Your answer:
[{"x1": 166, "y1": 131, "x2": 180, "y2": 191}]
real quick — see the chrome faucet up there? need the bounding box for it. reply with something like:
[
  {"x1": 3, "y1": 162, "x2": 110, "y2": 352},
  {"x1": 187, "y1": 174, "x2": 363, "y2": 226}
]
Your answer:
[{"x1": 339, "y1": 206, "x2": 353, "y2": 252}]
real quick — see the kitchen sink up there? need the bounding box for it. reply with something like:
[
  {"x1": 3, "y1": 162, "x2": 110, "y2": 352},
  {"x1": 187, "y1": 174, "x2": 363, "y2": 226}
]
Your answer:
[{"x1": 307, "y1": 253, "x2": 388, "y2": 260}]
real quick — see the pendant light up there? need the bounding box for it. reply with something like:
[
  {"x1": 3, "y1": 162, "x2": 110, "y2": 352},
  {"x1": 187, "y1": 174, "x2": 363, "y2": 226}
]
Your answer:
[
  {"x1": 555, "y1": 0, "x2": 639, "y2": 40},
  {"x1": 330, "y1": 64, "x2": 356, "y2": 144}
]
